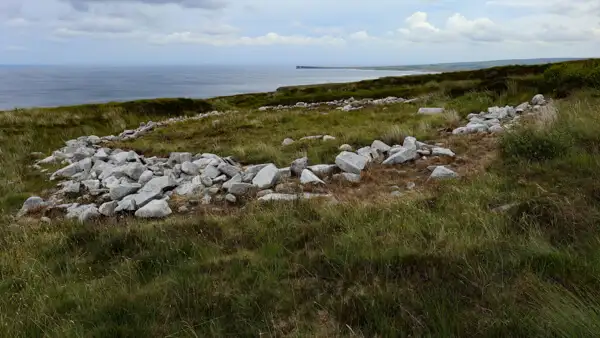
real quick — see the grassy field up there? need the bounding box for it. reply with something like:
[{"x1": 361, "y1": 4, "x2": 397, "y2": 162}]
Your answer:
[{"x1": 2, "y1": 60, "x2": 600, "y2": 336}]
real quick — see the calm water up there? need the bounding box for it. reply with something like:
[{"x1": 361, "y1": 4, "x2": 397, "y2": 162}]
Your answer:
[{"x1": 0, "y1": 65, "x2": 422, "y2": 110}]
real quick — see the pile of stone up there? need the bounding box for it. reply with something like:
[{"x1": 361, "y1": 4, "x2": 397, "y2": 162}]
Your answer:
[
  {"x1": 452, "y1": 94, "x2": 547, "y2": 135},
  {"x1": 21, "y1": 133, "x2": 457, "y2": 222},
  {"x1": 258, "y1": 96, "x2": 409, "y2": 112}
]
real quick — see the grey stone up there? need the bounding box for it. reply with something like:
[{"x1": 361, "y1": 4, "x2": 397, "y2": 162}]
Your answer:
[
  {"x1": 308, "y1": 164, "x2": 337, "y2": 178},
  {"x1": 431, "y1": 147, "x2": 455, "y2": 157},
  {"x1": 135, "y1": 200, "x2": 172, "y2": 218},
  {"x1": 181, "y1": 161, "x2": 200, "y2": 175},
  {"x1": 382, "y1": 147, "x2": 417, "y2": 165},
  {"x1": 257, "y1": 189, "x2": 274, "y2": 198},
  {"x1": 406, "y1": 182, "x2": 416, "y2": 190},
  {"x1": 252, "y1": 164, "x2": 280, "y2": 189},
  {"x1": 489, "y1": 125, "x2": 504, "y2": 134},
  {"x1": 62, "y1": 181, "x2": 81, "y2": 194},
  {"x1": 208, "y1": 187, "x2": 220, "y2": 195},
  {"x1": 82, "y1": 179, "x2": 100, "y2": 191},
  {"x1": 282, "y1": 138, "x2": 295, "y2": 146},
  {"x1": 38, "y1": 155, "x2": 57, "y2": 164},
  {"x1": 178, "y1": 205, "x2": 189, "y2": 213},
  {"x1": 93, "y1": 149, "x2": 110, "y2": 161},
  {"x1": 531, "y1": 94, "x2": 546, "y2": 106},
  {"x1": 168, "y1": 152, "x2": 192, "y2": 165},
  {"x1": 335, "y1": 151, "x2": 368, "y2": 175},
  {"x1": 175, "y1": 183, "x2": 204, "y2": 197},
  {"x1": 115, "y1": 197, "x2": 137, "y2": 213},
  {"x1": 391, "y1": 191, "x2": 404, "y2": 197},
  {"x1": 229, "y1": 183, "x2": 255, "y2": 196},
  {"x1": 99, "y1": 201, "x2": 118, "y2": 216},
  {"x1": 133, "y1": 175, "x2": 178, "y2": 207},
  {"x1": 17, "y1": 196, "x2": 46, "y2": 217},
  {"x1": 78, "y1": 206, "x2": 100, "y2": 223},
  {"x1": 291, "y1": 157, "x2": 309, "y2": 176},
  {"x1": 339, "y1": 144, "x2": 353, "y2": 151},
  {"x1": 403, "y1": 136, "x2": 417, "y2": 151},
  {"x1": 465, "y1": 123, "x2": 489, "y2": 133},
  {"x1": 516, "y1": 102, "x2": 530, "y2": 113},
  {"x1": 213, "y1": 175, "x2": 228, "y2": 184},
  {"x1": 322, "y1": 135, "x2": 336, "y2": 141},
  {"x1": 258, "y1": 193, "x2": 299, "y2": 202},
  {"x1": 202, "y1": 165, "x2": 221, "y2": 179},
  {"x1": 223, "y1": 174, "x2": 242, "y2": 190},
  {"x1": 417, "y1": 149, "x2": 431, "y2": 156},
  {"x1": 50, "y1": 162, "x2": 82, "y2": 180},
  {"x1": 371, "y1": 140, "x2": 391, "y2": 153},
  {"x1": 429, "y1": 166, "x2": 459, "y2": 180},
  {"x1": 278, "y1": 167, "x2": 292, "y2": 179},
  {"x1": 225, "y1": 194, "x2": 237, "y2": 203},
  {"x1": 217, "y1": 162, "x2": 241, "y2": 177},
  {"x1": 244, "y1": 164, "x2": 269, "y2": 176},
  {"x1": 110, "y1": 183, "x2": 142, "y2": 200},
  {"x1": 192, "y1": 158, "x2": 213, "y2": 169},
  {"x1": 123, "y1": 162, "x2": 146, "y2": 180},
  {"x1": 201, "y1": 195, "x2": 212, "y2": 204},
  {"x1": 418, "y1": 107, "x2": 444, "y2": 115},
  {"x1": 138, "y1": 170, "x2": 154, "y2": 185},
  {"x1": 300, "y1": 169, "x2": 325, "y2": 185}
]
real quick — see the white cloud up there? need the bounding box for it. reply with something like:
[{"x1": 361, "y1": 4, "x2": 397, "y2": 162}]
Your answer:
[
  {"x1": 349, "y1": 31, "x2": 370, "y2": 40},
  {"x1": 149, "y1": 31, "x2": 346, "y2": 46}
]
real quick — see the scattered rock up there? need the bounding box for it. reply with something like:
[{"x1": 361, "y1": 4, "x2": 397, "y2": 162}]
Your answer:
[
  {"x1": 391, "y1": 191, "x2": 404, "y2": 197},
  {"x1": 252, "y1": 164, "x2": 280, "y2": 189},
  {"x1": 489, "y1": 125, "x2": 504, "y2": 134},
  {"x1": 431, "y1": 147, "x2": 455, "y2": 157},
  {"x1": 218, "y1": 162, "x2": 241, "y2": 177},
  {"x1": 174, "y1": 183, "x2": 204, "y2": 197},
  {"x1": 258, "y1": 193, "x2": 299, "y2": 202},
  {"x1": 135, "y1": 200, "x2": 172, "y2": 218},
  {"x1": 429, "y1": 166, "x2": 459, "y2": 180},
  {"x1": 300, "y1": 169, "x2": 325, "y2": 185},
  {"x1": 335, "y1": 151, "x2": 368, "y2": 175},
  {"x1": 308, "y1": 164, "x2": 337, "y2": 178},
  {"x1": 202, "y1": 165, "x2": 221, "y2": 179},
  {"x1": 406, "y1": 182, "x2": 416, "y2": 190},
  {"x1": 382, "y1": 147, "x2": 417, "y2": 165},
  {"x1": 291, "y1": 157, "x2": 309, "y2": 176}
]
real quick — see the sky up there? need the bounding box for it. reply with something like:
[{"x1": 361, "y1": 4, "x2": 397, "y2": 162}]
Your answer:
[{"x1": 1, "y1": 0, "x2": 599, "y2": 65}]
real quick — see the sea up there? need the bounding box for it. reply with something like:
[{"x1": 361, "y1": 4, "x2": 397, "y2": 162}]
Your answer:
[{"x1": 0, "y1": 65, "x2": 423, "y2": 110}]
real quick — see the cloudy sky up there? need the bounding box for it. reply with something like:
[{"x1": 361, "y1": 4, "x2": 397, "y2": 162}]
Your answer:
[{"x1": 1, "y1": 0, "x2": 599, "y2": 65}]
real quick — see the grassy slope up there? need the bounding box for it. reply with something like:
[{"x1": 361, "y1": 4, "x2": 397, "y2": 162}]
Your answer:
[{"x1": 1, "y1": 60, "x2": 600, "y2": 337}]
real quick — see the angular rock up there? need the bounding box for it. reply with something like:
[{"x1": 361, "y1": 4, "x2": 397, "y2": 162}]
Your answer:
[
  {"x1": 181, "y1": 161, "x2": 200, "y2": 175},
  {"x1": 133, "y1": 175, "x2": 178, "y2": 207},
  {"x1": 110, "y1": 183, "x2": 142, "y2": 200},
  {"x1": 371, "y1": 140, "x2": 391, "y2": 153},
  {"x1": 202, "y1": 165, "x2": 221, "y2": 179},
  {"x1": 82, "y1": 179, "x2": 100, "y2": 191},
  {"x1": 291, "y1": 157, "x2": 309, "y2": 176},
  {"x1": 225, "y1": 194, "x2": 237, "y2": 203},
  {"x1": 228, "y1": 183, "x2": 255, "y2": 196},
  {"x1": 252, "y1": 164, "x2": 280, "y2": 189},
  {"x1": 382, "y1": 147, "x2": 417, "y2": 165},
  {"x1": 223, "y1": 174, "x2": 242, "y2": 190},
  {"x1": 135, "y1": 200, "x2": 172, "y2": 218},
  {"x1": 175, "y1": 183, "x2": 204, "y2": 197},
  {"x1": 335, "y1": 151, "x2": 368, "y2": 175},
  {"x1": 99, "y1": 201, "x2": 118, "y2": 217},
  {"x1": 213, "y1": 175, "x2": 228, "y2": 184},
  {"x1": 429, "y1": 166, "x2": 459, "y2": 180},
  {"x1": 431, "y1": 147, "x2": 455, "y2": 157},
  {"x1": 278, "y1": 167, "x2": 291, "y2": 179},
  {"x1": 93, "y1": 149, "x2": 110, "y2": 161},
  {"x1": 406, "y1": 182, "x2": 416, "y2": 190},
  {"x1": 138, "y1": 170, "x2": 154, "y2": 185},
  {"x1": 78, "y1": 206, "x2": 100, "y2": 223},
  {"x1": 60, "y1": 181, "x2": 81, "y2": 194},
  {"x1": 300, "y1": 169, "x2": 325, "y2": 185},
  {"x1": 308, "y1": 164, "x2": 337, "y2": 178},
  {"x1": 115, "y1": 197, "x2": 137, "y2": 212},
  {"x1": 123, "y1": 162, "x2": 146, "y2": 180},
  {"x1": 17, "y1": 196, "x2": 46, "y2": 217},
  {"x1": 192, "y1": 158, "x2": 213, "y2": 169},
  {"x1": 465, "y1": 123, "x2": 489, "y2": 133},
  {"x1": 403, "y1": 136, "x2": 417, "y2": 151},
  {"x1": 531, "y1": 94, "x2": 546, "y2": 106},
  {"x1": 217, "y1": 162, "x2": 241, "y2": 177},
  {"x1": 50, "y1": 162, "x2": 82, "y2": 180},
  {"x1": 168, "y1": 152, "x2": 192, "y2": 165}
]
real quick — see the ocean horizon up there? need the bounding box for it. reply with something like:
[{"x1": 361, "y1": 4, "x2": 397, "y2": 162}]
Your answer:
[{"x1": 0, "y1": 65, "x2": 424, "y2": 110}]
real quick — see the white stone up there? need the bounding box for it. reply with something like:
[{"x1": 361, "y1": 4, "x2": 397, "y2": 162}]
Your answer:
[
  {"x1": 258, "y1": 193, "x2": 299, "y2": 202},
  {"x1": 202, "y1": 165, "x2": 221, "y2": 179},
  {"x1": 252, "y1": 164, "x2": 280, "y2": 189},
  {"x1": 278, "y1": 167, "x2": 291, "y2": 179},
  {"x1": 229, "y1": 183, "x2": 255, "y2": 196},
  {"x1": 62, "y1": 181, "x2": 81, "y2": 194},
  {"x1": 452, "y1": 127, "x2": 468, "y2": 135},
  {"x1": 133, "y1": 175, "x2": 178, "y2": 207},
  {"x1": 38, "y1": 155, "x2": 57, "y2": 164},
  {"x1": 403, "y1": 136, "x2": 417, "y2": 151},
  {"x1": 181, "y1": 161, "x2": 200, "y2": 175},
  {"x1": 135, "y1": 200, "x2": 172, "y2": 218},
  {"x1": 99, "y1": 201, "x2": 118, "y2": 217},
  {"x1": 82, "y1": 179, "x2": 100, "y2": 191},
  {"x1": 322, "y1": 135, "x2": 336, "y2": 141},
  {"x1": 217, "y1": 162, "x2": 240, "y2": 177},
  {"x1": 78, "y1": 206, "x2": 100, "y2": 223},
  {"x1": 429, "y1": 166, "x2": 459, "y2": 180},
  {"x1": 222, "y1": 174, "x2": 242, "y2": 190},
  {"x1": 291, "y1": 157, "x2": 309, "y2": 176},
  {"x1": 418, "y1": 107, "x2": 444, "y2": 115},
  {"x1": 406, "y1": 182, "x2": 416, "y2": 190},
  {"x1": 225, "y1": 194, "x2": 237, "y2": 203},
  {"x1": 123, "y1": 162, "x2": 146, "y2": 180},
  {"x1": 282, "y1": 138, "x2": 295, "y2": 146},
  {"x1": 339, "y1": 144, "x2": 353, "y2": 152},
  {"x1": 93, "y1": 149, "x2": 110, "y2": 161},
  {"x1": 257, "y1": 189, "x2": 273, "y2": 198},
  {"x1": 192, "y1": 158, "x2": 213, "y2": 169},
  {"x1": 17, "y1": 196, "x2": 46, "y2": 217},
  {"x1": 50, "y1": 162, "x2": 82, "y2": 180},
  {"x1": 138, "y1": 170, "x2": 154, "y2": 185},
  {"x1": 335, "y1": 151, "x2": 368, "y2": 175},
  {"x1": 175, "y1": 183, "x2": 204, "y2": 197},
  {"x1": 371, "y1": 140, "x2": 391, "y2": 153},
  {"x1": 115, "y1": 197, "x2": 137, "y2": 212},
  {"x1": 168, "y1": 152, "x2": 192, "y2": 165},
  {"x1": 382, "y1": 147, "x2": 417, "y2": 165},
  {"x1": 110, "y1": 183, "x2": 142, "y2": 200},
  {"x1": 489, "y1": 125, "x2": 504, "y2": 134},
  {"x1": 300, "y1": 169, "x2": 325, "y2": 185},
  {"x1": 465, "y1": 123, "x2": 489, "y2": 133},
  {"x1": 308, "y1": 164, "x2": 337, "y2": 178},
  {"x1": 431, "y1": 147, "x2": 455, "y2": 157}
]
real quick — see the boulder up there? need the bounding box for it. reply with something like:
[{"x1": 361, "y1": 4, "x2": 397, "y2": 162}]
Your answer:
[
  {"x1": 382, "y1": 147, "x2": 417, "y2": 165},
  {"x1": 429, "y1": 166, "x2": 459, "y2": 180},
  {"x1": 531, "y1": 94, "x2": 546, "y2": 106},
  {"x1": 213, "y1": 175, "x2": 228, "y2": 184},
  {"x1": 138, "y1": 170, "x2": 154, "y2": 185},
  {"x1": 371, "y1": 140, "x2": 391, "y2": 153},
  {"x1": 133, "y1": 175, "x2": 178, "y2": 207},
  {"x1": 252, "y1": 164, "x2": 280, "y2": 189},
  {"x1": 282, "y1": 138, "x2": 295, "y2": 146},
  {"x1": 17, "y1": 196, "x2": 46, "y2": 217},
  {"x1": 335, "y1": 151, "x2": 368, "y2": 175},
  {"x1": 223, "y1": 174, "x2": 242, "y2": 190},
  {"x1": 135, "y1": 200, "x2": 172, "y2": 218},
  {"x1": 99, "y1": 201, "x2": 118, "y2": 217},
  {"x1": 225, "y1": 194, "x2": 237, "y2": 203},
  {"x1": 202, "y1": 165, "x2": 221, "y2": 179},
  {"x1": 300, "y1": 169, "x2": 325, "y2": 185},
  {"x1": 217, "y1": 162, "x2": 241, "y2": 177},
  {"x1": 181, "y1": 161, "x2": 200, "y2": 175},
  {"x1": 66, "y1": 204, "x2": 99, "y2": 223},
  {"x1": 109, "y1": 182, "x2": 141, "y2": 200},
  {"x1": 339, "y1": 144, "x2": 353, "y2": 152},
  {"x1": 431, "y1": 147, "x2": 455, "y2": 157},
  {"x1": 308, "y1": 164, "x2": 337, "y2": 178},
  {"x1": 291, "y1": 157, "x2": 309, "y2": 176},
  {"x1": 174, "y1": 183, "x2": 204, "y2": 197}
]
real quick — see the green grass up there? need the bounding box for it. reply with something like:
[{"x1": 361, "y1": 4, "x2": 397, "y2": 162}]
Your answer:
[{"x1": 2, "y1": 61, "x2": 600, "y2": 336}]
